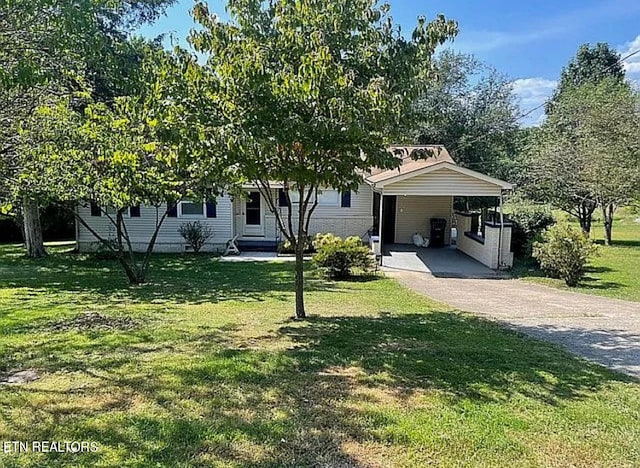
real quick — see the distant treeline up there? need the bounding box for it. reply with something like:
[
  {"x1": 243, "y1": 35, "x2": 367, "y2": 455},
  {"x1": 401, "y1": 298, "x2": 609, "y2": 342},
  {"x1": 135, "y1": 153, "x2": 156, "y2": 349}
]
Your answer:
[{"x1": 0, "y1": 206, "x2": 74, "y2": 243}]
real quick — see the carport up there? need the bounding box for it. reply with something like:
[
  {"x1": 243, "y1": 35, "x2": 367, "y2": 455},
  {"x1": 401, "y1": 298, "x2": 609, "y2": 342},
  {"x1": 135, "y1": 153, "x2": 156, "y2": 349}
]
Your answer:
[
  {"x1": 381, "y1": 244, "x2": 503, "y2": 278},
  {"x1": 365, "y1": 146, "x2": 514, "y2": 271}
]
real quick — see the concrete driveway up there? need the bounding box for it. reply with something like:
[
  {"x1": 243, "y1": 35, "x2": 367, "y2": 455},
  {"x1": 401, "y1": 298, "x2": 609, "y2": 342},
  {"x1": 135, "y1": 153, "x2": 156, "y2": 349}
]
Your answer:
[
  {"x1": 388, "y1": 270, "x2": 640, "y2": 378},
  {"x1": 382, "y1": 244, "x2": 503, "y2": 278}
]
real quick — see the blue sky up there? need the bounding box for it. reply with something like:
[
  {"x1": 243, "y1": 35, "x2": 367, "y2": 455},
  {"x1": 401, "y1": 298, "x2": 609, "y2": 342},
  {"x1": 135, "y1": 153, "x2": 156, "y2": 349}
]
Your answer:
[{"x1": 139, "y1": 0, "x2": 640, "y2": 126}]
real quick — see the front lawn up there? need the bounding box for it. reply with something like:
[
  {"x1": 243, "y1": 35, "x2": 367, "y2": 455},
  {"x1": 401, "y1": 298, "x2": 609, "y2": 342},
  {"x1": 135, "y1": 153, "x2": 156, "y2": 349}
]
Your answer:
[
  {"x1": 513, "y1": 209, "x2": 640, "y2": 302},
  {"x1": 1, "y1": 244, "x2": 639, "y2": 467}
]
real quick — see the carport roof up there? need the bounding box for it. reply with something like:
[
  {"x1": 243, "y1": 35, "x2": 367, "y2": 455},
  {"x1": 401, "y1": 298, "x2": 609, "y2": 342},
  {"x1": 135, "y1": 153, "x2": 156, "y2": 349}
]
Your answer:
[
  {"x1": 366, "y1": 146, "x2": 513, "y2": 191},
  {"x1": 367, "y1": 145, "x2": 455, "y2": 183}
]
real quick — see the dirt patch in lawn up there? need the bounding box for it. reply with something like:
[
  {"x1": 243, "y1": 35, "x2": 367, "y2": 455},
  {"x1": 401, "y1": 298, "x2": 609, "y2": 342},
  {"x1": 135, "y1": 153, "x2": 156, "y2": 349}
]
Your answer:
[
  {"x1": 0, "y1": 369, "x2": 40, "y2": 385},
  {"x1": 46, "y1": 311, "x2": 139, "y2": 332}
]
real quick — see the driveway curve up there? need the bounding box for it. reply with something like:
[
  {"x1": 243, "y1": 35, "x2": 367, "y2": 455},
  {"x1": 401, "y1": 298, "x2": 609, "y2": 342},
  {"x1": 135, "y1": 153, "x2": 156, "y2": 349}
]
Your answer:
[{"x1": 388, "y1": 270, "x2": 640, "y2": 378}]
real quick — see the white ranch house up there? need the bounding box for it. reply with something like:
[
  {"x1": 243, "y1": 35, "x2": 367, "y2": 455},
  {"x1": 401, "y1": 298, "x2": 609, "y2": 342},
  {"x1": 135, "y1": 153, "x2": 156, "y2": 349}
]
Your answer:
[{"x1": 76, "y1": 145, "x2": 514, "y2": 270}]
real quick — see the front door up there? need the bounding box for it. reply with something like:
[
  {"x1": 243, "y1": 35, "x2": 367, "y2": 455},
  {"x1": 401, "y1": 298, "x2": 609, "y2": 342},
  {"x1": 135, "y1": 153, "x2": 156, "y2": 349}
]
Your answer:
[{"x1": 243, "y1": 191, "x2": 264, "y2": 237}]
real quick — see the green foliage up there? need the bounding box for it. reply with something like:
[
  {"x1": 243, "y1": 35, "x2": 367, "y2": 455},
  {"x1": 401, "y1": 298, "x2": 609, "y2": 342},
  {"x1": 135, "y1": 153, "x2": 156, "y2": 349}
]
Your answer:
[
  {"x1": 178, "y1": 221, "x2": 214, "y2": 253},
  {"x1": 93, "y1": 239, "x2": 120, "y2": 260},
  {"x1": 412, "y1": 50, "x2": 520, "y2": 179},
  {"x1": 0, "y1": 0, "x2": 175, "y2": 90},
  {"x1": 548, "y1": 42, "x2": 625, "y2": 113},
  {"x1": 504, "y1": 197, "x2": 555, "y2": 258},
  {"x1": 277, "y1": 236, "x2": 314, "y2": 254},
  {"x1": 185, "y1": 0, "x2": 456, "y2": 317},
  {"x1": 0, "y1": 0, "x2": 175, "y2": 262},
  {"x1": 533, "y1": 223, "x2": 598, "y2": 287},
  {"x1": 525, "y1": 77, "x2": 640, "y2": 242},
  {"x1": 312, "y1": 233, "x2": 374, "y2": 279},
  {"x1": 2, "y1": 244, "x2": 639, "y2": 466},
  {"x1": 15, "y1": 46, "x2": 242, "y2": 283}
]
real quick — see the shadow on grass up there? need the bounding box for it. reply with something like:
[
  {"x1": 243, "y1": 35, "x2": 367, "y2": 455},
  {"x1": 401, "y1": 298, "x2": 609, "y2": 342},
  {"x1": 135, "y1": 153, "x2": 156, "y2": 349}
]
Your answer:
[
  {"x1": 3, "y1": 311, "x2": 633, "y2": 466},
  {"x1": 594, "y1": 239, "x2": 640, "y2": 248},
  {"x1": 507, "y1": 323, "x2": 640, "y2": 379},
  {"x1": 0, "y1": 243, "x2": 335, "y2": 306}
]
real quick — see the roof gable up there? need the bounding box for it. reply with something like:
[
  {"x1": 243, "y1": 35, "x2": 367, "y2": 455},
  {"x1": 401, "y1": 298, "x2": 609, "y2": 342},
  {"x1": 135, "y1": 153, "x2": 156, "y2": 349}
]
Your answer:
[{"x1": 366, "y1": 162, "x2": 513, "y2": 194}]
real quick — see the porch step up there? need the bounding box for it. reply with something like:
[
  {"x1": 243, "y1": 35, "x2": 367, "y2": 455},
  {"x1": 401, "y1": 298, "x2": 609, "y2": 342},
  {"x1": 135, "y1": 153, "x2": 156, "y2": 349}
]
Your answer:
[{"x1": 237, "y1": 239, "x2": 278, "y2": 252}]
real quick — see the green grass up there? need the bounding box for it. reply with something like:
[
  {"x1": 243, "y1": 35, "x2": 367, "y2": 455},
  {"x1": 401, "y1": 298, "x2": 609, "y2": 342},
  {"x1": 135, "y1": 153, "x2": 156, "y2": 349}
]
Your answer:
[
  {"x1": 513, "y1": 208, "x2": 640, "y2": 302},
  {"x1": 1, "y1": 243, "x2": 639, "y2": 467}
]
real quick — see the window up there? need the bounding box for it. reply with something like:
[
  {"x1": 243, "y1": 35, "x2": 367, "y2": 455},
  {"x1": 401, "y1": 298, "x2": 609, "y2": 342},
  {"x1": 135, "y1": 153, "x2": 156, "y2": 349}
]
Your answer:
[
  {"x1": 89, "y1": 203, "x2": 141, "y2": 217},
  {"x1": 178, "y1": 201, "x2": 205, "y2": 217},
  {"x1": 317, "y1": 190, "x2": 340, "y2": 206},
  {"x1": 287, "y1": 189, "x2": 342, "y2": 207},
  {"x1": 175, "y1": 200, "x2": 217, "y2": 218}
]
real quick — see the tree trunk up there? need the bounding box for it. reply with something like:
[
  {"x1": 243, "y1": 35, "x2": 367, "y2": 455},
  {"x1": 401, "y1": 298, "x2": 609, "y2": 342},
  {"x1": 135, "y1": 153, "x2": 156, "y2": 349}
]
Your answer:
[
  {"x1": 22, "y1": 196, "x2": 46, "y2": 258},
  {"x1": 602, "y1": 203, "x2": 614, "y2": 246},
  {"x1": 118, "y1": 256, "x2": 144, "y2": 285},
  {"x1": 577, "y1": 200, "x2": 594, "y2": 236},
  {"x1": 294, "y1": 243, "x2": 306, "y2": 319},
  {"x1": 293, "y1": 186, "x2": 309, "y2": 319}
]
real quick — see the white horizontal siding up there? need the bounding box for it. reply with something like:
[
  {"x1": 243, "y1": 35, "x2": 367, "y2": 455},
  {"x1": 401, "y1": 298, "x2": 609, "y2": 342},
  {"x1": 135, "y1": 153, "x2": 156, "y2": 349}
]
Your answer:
[
  {"x1": 384, "y1": 168, "x2": 502, "y2": 196},
  {"x1": 234, "y1": 184, "x2": 374, "y2": 240},
  {"x1": 77, "y1": 195, "x2": 233, "y2": 252},
  {"x1": 394, "y1": 196, "x2": 453, "y2": 244}
]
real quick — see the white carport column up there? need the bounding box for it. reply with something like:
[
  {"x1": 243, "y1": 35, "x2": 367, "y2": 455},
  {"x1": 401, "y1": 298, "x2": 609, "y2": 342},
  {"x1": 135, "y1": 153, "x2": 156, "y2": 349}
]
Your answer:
[
  {"x1": 378, "y1": 191, "x2": 384, "y2": 247},
  {"x1": 498, "y1": 191, "x2": 504, "y2": 268}
]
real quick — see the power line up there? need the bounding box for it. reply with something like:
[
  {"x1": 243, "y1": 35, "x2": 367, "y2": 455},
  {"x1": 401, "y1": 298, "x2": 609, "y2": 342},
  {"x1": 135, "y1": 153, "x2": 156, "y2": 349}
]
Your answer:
[
  {"x1": 439, "y1": 47, "x2": 640, "y2": 158},
  {"x1": 514, "y1": 47, "x2": 640, "y2": 123}
]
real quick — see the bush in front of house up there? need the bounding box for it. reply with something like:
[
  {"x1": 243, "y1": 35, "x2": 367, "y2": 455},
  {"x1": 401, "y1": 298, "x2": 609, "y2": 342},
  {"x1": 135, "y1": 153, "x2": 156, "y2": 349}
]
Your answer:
[
  {"x1": 532, "y1": 223, "x2": 598, "y2": 287},
  {"x1": 178, "y1": 221, "x2": 213, "y2": 253},
  {"x1": 312, "y1": 233, "x2": 374, "y2": 279},
  {"x1": 93, "y1": 239, "x2": 120, "y2": 260},
  {"x1": 277, "y1": 235, "x2": 315, "y2": 254},
  {"x1": 504, "y1": 199, "x2": 555, "y2": 258}
]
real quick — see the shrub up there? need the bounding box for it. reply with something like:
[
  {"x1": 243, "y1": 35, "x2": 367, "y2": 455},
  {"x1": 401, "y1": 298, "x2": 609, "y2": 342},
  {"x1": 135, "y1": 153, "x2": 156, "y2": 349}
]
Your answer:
[
  {"x1": 532, "y1": 223, "x2": 598, "y2": 287},
  {"x1": 178, "y1": 221, "x2": 213, "y2": 253},
  {"x1": 312, "y1": 233, "x2": 374, "y2": 279},
  {"x1": 504, "y1": 200, "x2": 555, "y2": 258},
  {"x1": 277, "y1": 235, "x2": 314, "y2": 254},
  {"x1": 93, "y1": 239, "x2": 119, "y2": 260}
]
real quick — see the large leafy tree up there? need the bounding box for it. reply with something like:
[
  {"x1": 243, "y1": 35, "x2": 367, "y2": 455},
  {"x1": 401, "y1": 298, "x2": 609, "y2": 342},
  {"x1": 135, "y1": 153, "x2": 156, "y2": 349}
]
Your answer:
[
  {"x1": 555, "y1": 80, "x2": 637, "y2": 243},
  {"x1": 0, "y1": 0, "x2": 174, "y2": 257},
  {"x1": 527, "y1": 79, "x2": 640, "y2": 242},
  {"x1": 187, "y1": 0, "x2": 457, "y2": 318},
  {"x1": 411, "y1": 51, "x2": 520, "y2": 180},
  {"x1": 20, "y1": 49, "x2": 238, "y2": 284},
  {"x1": 524, "y1": 42, "x2": 639, "y2": 240},
  {"x1": 546, "y1": 42, "x2": 625, "y2": 114}
]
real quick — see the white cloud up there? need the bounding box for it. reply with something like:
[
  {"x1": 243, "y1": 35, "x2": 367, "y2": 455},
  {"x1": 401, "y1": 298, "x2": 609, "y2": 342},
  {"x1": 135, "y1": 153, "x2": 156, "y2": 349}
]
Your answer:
[
  {"x1": 511, "y1": 78, "x2": 557, "y2": 127},
  {"x1": 619, "y1": 34, "x2": 640, "y2": 87},
  {"x1": 456, "y1": 1, "x2": 640, "y2": 54}
]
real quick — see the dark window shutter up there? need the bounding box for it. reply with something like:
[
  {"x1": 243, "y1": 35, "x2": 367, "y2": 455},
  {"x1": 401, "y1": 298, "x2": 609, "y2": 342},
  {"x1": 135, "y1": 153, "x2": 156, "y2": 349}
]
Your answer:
[
  {"x1": 90, "y1": 202, "x2": 101, "y2": 217},
  {"x1": 129, "y1": 205, "x2": 141, "y2": 217},
  {"x1": 206, "y1": 201, "x2": 217, "y2": 218},
  {"x1": 167, "y1": 202, "x2": 178, "y2": 217},
  {"x1": 341, "y1": 191, "x2": 351, "y2": 208},
  {"x1": 278, "y1": 188, "x2": 288, "y2": 207}
]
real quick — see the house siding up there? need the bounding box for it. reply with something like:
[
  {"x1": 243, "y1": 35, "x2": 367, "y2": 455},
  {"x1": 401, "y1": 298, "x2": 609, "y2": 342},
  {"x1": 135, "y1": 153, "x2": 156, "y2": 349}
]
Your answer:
[
  {"x1": 394, "y1": 196, "x2": 453, "y2": 245},
  {"x1": 233, "y1": 184, "x2": 374, "y2": 241},
  {"x1": 383, "y1": 168, "x2": 502, "y2": 196},
  {"x1": 76, "y1": 195, "x2": 234, "y2": 253}
]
